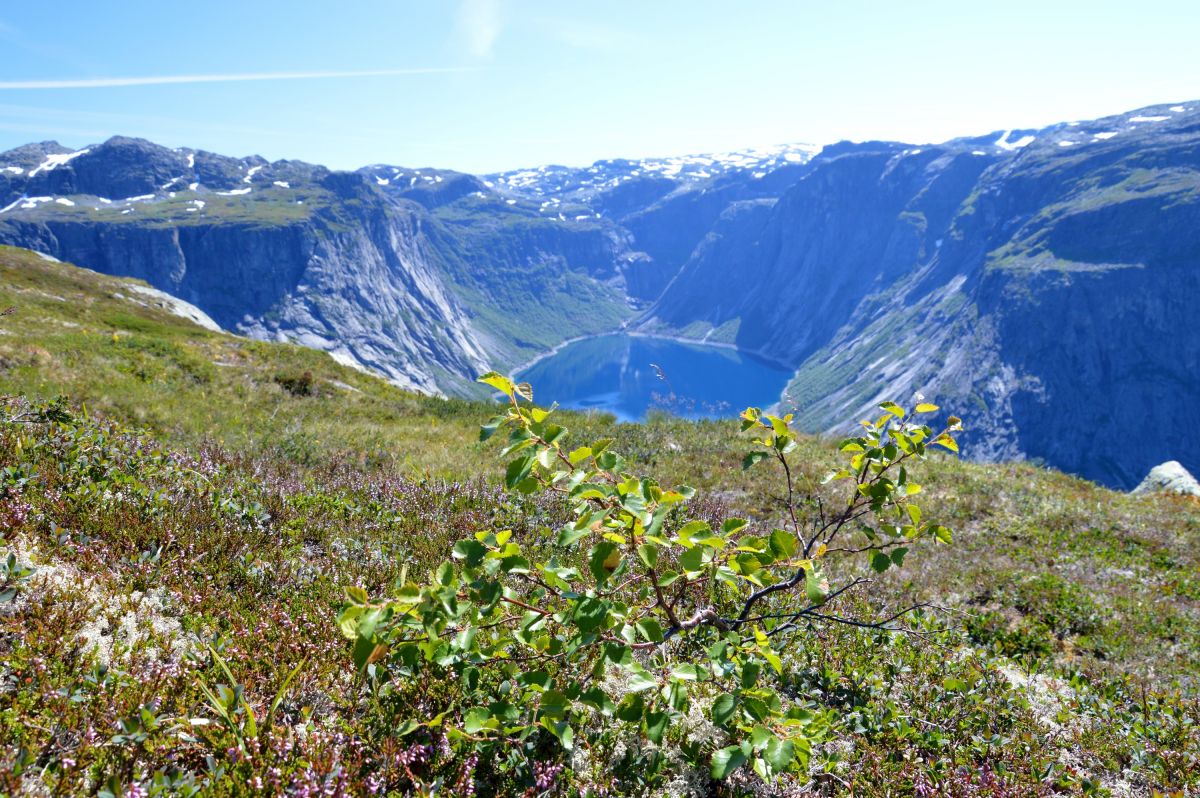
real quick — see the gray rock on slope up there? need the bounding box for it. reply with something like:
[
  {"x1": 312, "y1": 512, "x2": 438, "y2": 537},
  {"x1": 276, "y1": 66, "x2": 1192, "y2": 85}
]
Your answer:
[{"x1": 1132, "y1": 461, "x2": 1200, "y2": 497}]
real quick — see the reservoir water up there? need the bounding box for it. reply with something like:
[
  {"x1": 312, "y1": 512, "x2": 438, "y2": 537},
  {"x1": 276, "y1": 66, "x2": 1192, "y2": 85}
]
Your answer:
[{"x1": 517, "y1": 334, "x2": 793, "y2": 422}]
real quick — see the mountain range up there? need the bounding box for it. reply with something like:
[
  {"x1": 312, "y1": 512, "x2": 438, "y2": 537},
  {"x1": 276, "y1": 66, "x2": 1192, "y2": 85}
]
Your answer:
[{"x1": 1, "y1": 101, "x2": 1196, "y2": 488}]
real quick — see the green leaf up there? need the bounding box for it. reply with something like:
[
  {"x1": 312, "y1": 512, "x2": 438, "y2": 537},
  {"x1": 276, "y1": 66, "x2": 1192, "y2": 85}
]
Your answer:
[
  {"x1": 656, "y1": 570, "x2": 680, "y2": 587},
  {"x1": 500, "y1": 555, "x2": 530, "y2": 574},
  {"x1": 616, "y1": 692, "x2": 645, "y2": 722},
  {"x1": 463, "y1": 707, "x2": 492, "y2": 734},
  {"x1": 679, "y1": 547, "x2": 705, "y2": 573},
  {"x1": 879, "y1": 401, "x2": 906, "y2": 418},
  {"x1": 394, "y1": 719, "x2": 420, "y2": 737},
  {"x1": 637, "y1": 543, "x2": 658, "y2": 569},
  {"x1": 626, "y1": 666, "x2": 657, "y2": 692},
  {"x1": 761, "y1": 646, "x2": 783, "y2": 675},
  {"x1": 504, "y1": 454, "x2": 535, "y2": 489},
  {"x1": 452, "y1": 539, "x2": 488, "y2": 568},
  {"x1": 670, "y1": 663, "x2": 706, "y2": 681},
  {"x1": 636, "y1": 618, "x2": 664, "y2": 643},
  {"x1": 742, "y1": 451, "x2": 770, "y2": 470},
  {"x1": 805, "y1": 565, "x2": 829, "y2": 603},
  {"x1": 645, "y1": 711, "x2": 669, "y2": 744},
  {"x1": 518, "y1": 669, "x2": 553, "y2": 690},
  {"x1": 870, "y1": 551, "x2": 892, "y2": 574},
  {"x1": 542, "y1": 718, "x2": 573, "y2": 750},
  {"x1": 572, "y1": 597, "x2": 609, "y2": 634},
  {"x1": 539, "y1": 690, "x2": 571, "y2": 719},
  {"x1": 557, "y1": 524, "x2": 590, "y2": 548},
  {"x1": 768, "y1": 529, "x2": 798, "y2": 560},
  {"x1": 711, "y1": 693, "x2": 737, "y2": 727},
  {"x1": 595, "y1": 451, "x2": 623, "y2": 471},
  {"x1": 479, "y1": 415, "x2": 505, "y2": 441},
  {"x1": 764, "y1": 736, "x2": 796, "y2": 773},
  {"x1": 915, "y1": 402, "x2": 940, "y2": 413},
  {"x1": 741, "y1": 660, "x2": 761, "y2": 689},
  {"x1": 588, "y1": 542, "x2": 621, "y2": 583},
  {"x1": 722, "y1": 518, "x2": 749, "y2": 536},
  {"x1": 337, "y1": 605, "x2": 363, "y2": 639},
  {"x1": 711, "y1": 746, "x2": 748, "y2": 779},
  {"x1": 580, "y1": 687, "x2": 616, "y2": 716},
  {"x1": 477, "y1": 371, "x2": 515, "y2": 398},
  {"x1": 675, "y1": 520, "x2": 710, "y2": 544},
  {"x1": 350, "y1": 609, "x2": 383, "y2": 671}
]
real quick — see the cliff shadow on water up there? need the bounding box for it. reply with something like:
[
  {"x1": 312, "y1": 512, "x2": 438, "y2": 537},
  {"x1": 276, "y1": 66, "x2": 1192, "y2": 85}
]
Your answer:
[{"x1": 517, "y1": 334, "x2": 793, "y2": 422}]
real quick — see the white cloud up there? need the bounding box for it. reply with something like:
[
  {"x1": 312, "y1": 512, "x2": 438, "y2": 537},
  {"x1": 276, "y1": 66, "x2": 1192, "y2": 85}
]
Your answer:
[
  {"x1": 0, "y1": 68, "x2": 473, "y2": 90},
  {"x1": 457, "y1": 0, "x2": 502, "y2": 58}
]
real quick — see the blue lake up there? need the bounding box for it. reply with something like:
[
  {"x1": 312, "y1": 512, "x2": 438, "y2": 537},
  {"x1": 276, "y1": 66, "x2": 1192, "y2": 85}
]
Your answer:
[{"x1": 516, "y1": 334, "x2": 793, "y2": 422}]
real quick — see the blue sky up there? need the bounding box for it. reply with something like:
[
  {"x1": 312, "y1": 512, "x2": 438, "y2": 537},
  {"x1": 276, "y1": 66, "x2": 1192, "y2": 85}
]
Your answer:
[{"x1": 0, "y1": 1, "x2": 1197, "y2": 173}]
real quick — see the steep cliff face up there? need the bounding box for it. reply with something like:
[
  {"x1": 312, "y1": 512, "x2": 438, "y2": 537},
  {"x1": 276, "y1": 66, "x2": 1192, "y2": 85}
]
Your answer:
[
  {"x1": 764, "y1": 104, "x2": 1200, "y2": 487},
  {"x1": 0, "y1": 218, "x2": 312, "y2": 325},
  {"x1": 640, "y1": 142, "x2": 1000, "y2": 359},
  {"x1": 0, "y1": 207, "x2": 488, "y2": 393}
]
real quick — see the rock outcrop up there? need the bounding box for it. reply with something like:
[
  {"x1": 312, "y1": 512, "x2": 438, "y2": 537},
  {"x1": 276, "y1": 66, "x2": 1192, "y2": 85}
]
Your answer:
[{"x1": 1133, "y1": 461, "x2": 1200, "y2": 497}]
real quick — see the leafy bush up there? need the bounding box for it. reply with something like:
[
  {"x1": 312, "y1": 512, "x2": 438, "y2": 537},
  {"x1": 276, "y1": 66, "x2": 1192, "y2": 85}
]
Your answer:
[
  {"x1": 274, "y1": 370, "x2": 316, "y2": 397},
  {"x1": 339, "y1": 374, "x2": 960, "y2": 790}
]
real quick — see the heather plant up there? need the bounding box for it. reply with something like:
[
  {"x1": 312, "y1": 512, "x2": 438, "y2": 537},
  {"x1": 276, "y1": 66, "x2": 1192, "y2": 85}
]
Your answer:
[{"x1": 340, "y1": 374, "x2": 962, "y2": 789}]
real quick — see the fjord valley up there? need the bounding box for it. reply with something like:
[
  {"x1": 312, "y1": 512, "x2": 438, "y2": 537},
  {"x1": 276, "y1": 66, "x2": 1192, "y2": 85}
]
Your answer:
[{"x1": 2, "y1": 101, "x2": 1198, "y2": 489}]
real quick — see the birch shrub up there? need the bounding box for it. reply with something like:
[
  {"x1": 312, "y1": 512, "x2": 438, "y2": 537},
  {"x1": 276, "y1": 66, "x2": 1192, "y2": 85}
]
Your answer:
[{"x1": 340, "y1": 372, "x2": 961, "y2": 792}]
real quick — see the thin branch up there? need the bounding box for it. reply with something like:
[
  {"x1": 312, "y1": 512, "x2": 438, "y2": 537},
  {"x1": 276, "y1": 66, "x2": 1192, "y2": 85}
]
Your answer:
[{"x1": 776, "y1": 450, "x2": 808, "y2": 552}]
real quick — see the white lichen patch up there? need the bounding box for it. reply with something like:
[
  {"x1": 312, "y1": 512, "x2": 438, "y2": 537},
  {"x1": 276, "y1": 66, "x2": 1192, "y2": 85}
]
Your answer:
[{"x1": 3, "y1": 536, "x2": 195, "y2": 666}]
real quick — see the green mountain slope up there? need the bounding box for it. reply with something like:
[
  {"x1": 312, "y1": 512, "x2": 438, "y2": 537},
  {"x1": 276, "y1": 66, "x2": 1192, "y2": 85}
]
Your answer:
[{"x1": 1, "y1": 250, "x2": 1197, "y2": 796}]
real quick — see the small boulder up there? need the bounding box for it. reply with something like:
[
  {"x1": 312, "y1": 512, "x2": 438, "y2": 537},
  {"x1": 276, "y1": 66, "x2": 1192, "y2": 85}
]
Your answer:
[{"x1": 1132, "y1": 461, "x2": 1200, "y2": 497}]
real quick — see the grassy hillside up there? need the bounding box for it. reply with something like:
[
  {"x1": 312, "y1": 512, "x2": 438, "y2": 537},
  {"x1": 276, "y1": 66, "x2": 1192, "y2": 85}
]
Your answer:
[{"x1": 0, "y1": 249, "x2": 1197, "y2": 796}]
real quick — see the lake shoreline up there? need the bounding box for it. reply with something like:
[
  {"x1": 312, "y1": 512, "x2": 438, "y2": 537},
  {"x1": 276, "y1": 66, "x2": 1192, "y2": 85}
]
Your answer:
[{"x1": 512, "y1": 329, "x2": 797, "y2": 377}]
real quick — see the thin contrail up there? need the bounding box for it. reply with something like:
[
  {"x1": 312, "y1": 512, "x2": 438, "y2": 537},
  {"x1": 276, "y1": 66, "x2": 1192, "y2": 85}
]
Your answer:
[{"x1": 0, "y1": 68, "x2": 476, "y2": 90}]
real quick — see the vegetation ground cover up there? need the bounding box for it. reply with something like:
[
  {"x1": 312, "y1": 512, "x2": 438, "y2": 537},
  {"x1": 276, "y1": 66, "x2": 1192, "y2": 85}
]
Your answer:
[{"x1": 0, "y1": 249, "x2": 1196, "y2": 796}]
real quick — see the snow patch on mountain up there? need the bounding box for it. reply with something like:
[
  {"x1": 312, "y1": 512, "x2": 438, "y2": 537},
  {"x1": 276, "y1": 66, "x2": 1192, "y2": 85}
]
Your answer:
[
  {"x1": 489, "y1": 143, "x2": 822, "y2": 199},
  {"x1": 28, "y1": 148, "x2": 90, "y2": 178},
  {"x1": 994, "y1": 131, "x2": 1035, "y2": 151}
]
